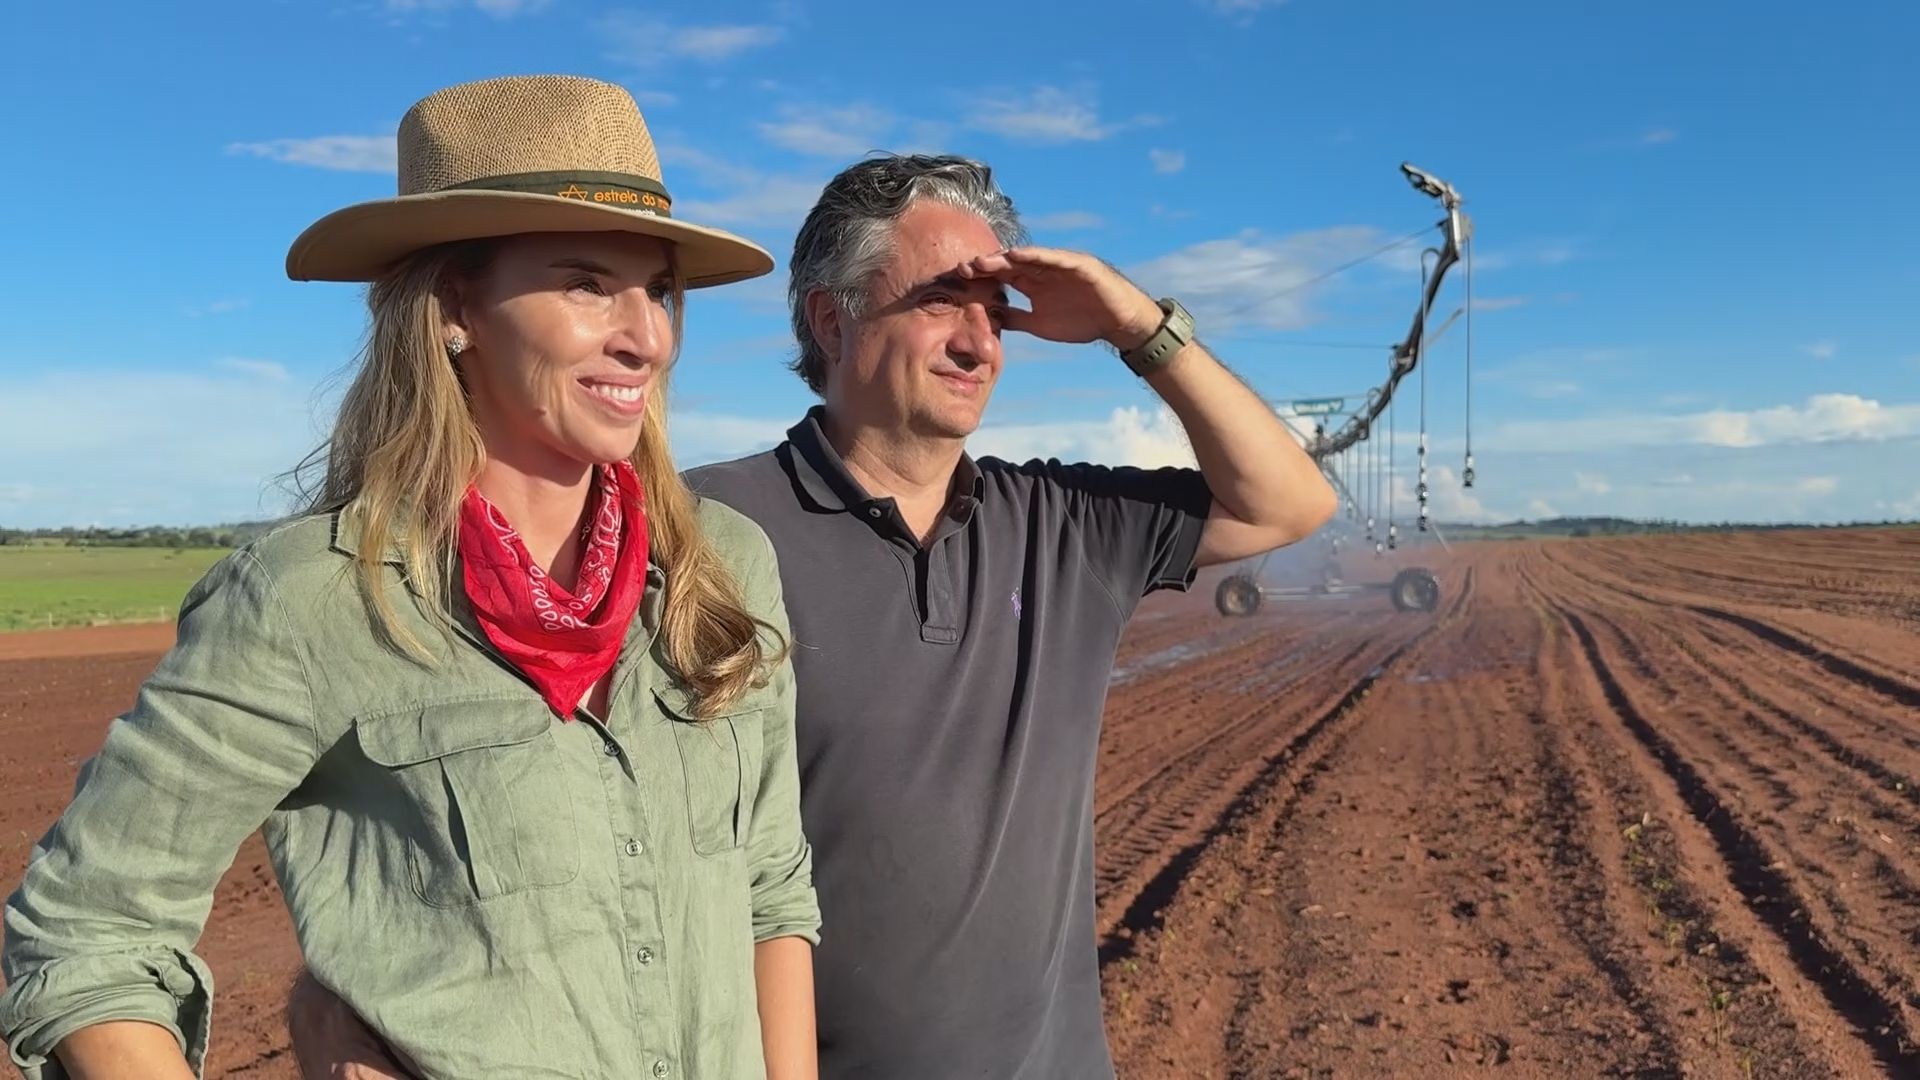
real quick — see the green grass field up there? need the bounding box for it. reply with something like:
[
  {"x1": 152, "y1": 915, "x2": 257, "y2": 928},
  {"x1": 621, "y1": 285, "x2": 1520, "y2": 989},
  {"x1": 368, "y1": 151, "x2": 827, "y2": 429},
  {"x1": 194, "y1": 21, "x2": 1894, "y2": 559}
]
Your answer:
[{"x1": 0, "y1": 546, "x2": 230, "y2": 631}]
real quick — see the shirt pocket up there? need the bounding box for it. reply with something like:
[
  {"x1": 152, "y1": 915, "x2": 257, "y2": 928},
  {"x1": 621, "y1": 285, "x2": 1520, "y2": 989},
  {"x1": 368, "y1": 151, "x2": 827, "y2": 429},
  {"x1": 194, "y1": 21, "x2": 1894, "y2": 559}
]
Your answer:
[
  {"x1": 654, "y1": 685, "x2": 767, "y2": 858},
  {"x1": 355, "y1": 699, "x2": 580, "y2": 908}
]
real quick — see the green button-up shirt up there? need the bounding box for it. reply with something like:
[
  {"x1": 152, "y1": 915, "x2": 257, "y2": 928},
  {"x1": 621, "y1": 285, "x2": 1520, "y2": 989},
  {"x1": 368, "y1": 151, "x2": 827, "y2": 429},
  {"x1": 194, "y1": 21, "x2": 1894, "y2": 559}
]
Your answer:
[{"x1": 1, "y1": 499, "x2": 820, "y2": 1079}]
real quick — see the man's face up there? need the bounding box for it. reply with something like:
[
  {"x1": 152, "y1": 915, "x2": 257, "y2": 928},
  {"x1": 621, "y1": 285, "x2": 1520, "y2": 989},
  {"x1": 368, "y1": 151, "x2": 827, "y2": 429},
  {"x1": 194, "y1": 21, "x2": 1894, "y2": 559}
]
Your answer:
[{"x1": 824, "y1": 200, "x2": 1010, "y2": 441}]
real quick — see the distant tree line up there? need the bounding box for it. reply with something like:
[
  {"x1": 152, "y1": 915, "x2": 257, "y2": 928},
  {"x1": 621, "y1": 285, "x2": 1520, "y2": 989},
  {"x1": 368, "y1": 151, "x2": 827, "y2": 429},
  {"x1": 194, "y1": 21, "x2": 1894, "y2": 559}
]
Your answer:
[
  {"x1": 2, "y1": 515, "x2": 1911, "y2": 549},
  {"x1": 1436, "y1": 516, "x2": 1916, "y2": 540},
  {"x1": 0, "y1": 522, "x2": 281, "y2": 549}
]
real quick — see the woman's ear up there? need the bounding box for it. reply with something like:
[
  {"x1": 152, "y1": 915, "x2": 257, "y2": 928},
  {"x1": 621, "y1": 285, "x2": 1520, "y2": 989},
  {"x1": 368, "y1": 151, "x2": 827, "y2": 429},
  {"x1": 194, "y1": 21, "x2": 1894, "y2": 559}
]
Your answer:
[{"x1": 439, "y1": 283, "x2": 473, "y2": 360}]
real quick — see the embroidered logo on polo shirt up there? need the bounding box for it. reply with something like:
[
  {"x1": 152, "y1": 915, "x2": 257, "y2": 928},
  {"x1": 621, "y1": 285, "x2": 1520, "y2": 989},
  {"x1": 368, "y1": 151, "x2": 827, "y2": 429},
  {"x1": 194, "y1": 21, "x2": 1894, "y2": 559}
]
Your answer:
[{"x1": 1011, "y1": 588, "x2": 1022, "y2": 619}]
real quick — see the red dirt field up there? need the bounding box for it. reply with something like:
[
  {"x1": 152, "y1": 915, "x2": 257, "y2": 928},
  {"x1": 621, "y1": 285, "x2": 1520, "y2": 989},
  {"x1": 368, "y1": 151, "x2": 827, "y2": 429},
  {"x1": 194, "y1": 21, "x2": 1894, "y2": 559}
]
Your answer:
[{"x1": 3, "y1": 527, "x2": 1918, "y2": 1077}]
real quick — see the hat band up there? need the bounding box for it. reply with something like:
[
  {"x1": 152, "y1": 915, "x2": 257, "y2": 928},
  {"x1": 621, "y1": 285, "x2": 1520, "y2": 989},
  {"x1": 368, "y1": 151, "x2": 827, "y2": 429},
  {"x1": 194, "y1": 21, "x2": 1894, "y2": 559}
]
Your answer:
[{"x1": 444, "y1": 170, "x2": 673, "y2": 217}]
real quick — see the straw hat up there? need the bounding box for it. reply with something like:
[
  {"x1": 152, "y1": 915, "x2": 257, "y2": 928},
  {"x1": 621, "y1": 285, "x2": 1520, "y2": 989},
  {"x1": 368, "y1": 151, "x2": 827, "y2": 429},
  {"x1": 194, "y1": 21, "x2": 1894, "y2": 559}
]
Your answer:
[{"x1": 286, "y1": 75, "x2": 773, "y2": 287}]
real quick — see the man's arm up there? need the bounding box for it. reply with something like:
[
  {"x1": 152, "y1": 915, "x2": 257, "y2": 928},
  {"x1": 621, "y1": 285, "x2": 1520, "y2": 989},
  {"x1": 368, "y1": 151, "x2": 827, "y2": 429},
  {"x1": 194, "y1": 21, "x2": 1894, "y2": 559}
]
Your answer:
[
  {"x1": 960, "y1": 247, "x2": 1337, "y2": 568},
  {"x1": 1135, "y1": 333, "x2": 1336, "y2": 566}
]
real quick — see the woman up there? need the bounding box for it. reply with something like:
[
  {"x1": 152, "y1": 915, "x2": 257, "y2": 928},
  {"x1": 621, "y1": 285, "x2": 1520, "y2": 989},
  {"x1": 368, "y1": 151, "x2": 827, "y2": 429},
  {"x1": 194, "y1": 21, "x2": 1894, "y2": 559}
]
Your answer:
[{"x1": 0, "y1": 76, "x2": 819, "y2": 1079}]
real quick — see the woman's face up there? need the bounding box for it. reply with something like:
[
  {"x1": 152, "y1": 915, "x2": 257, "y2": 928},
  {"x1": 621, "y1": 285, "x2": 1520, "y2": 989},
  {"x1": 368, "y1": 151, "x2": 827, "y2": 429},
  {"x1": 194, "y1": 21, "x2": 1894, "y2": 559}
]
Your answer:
[{"x1": 451, "y1": 231, "x2": 676, "y2": 476}]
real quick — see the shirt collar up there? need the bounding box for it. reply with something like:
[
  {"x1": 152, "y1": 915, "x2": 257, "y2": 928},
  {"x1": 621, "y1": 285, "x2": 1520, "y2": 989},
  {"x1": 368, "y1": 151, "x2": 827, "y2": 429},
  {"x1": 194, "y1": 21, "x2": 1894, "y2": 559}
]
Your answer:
[
  {"x1": 332, "y1": 504, "x2": 668, "y2": 653},
  {"x1": 784, "y1": 404, "x2": 985, "y2": 516}
]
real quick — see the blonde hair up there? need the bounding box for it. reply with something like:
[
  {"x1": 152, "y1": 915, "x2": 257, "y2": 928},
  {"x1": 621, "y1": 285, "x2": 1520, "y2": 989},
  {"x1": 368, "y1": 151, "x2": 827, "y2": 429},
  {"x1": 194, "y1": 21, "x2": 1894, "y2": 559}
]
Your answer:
[{"x1": 294, "y1": 240, "x2": 781, "y2": 717}]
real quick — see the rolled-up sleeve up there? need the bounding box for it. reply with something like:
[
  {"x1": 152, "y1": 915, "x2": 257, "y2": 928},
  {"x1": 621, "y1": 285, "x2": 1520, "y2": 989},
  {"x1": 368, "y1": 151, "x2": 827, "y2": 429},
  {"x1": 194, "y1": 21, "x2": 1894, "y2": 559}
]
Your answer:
[
  {"x1": 2, "y1": 549, "x2": 320, "y2": 1078},
  {"x1": 738, "y1": 535, "x2": 821, "y2": 947}
]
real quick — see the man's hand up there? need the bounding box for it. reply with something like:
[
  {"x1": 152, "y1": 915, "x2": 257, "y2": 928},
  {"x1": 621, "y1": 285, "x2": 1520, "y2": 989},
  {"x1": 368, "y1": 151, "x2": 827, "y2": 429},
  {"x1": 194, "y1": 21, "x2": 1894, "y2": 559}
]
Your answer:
[
  {"x1": 959, "y1": 250, "x2": 1335, "y2": 562},
  {"x1": 956, "y1": 247, "x2": 1165, "y2": 353},
  {"x1": 287, "y1": 969, "x2": 414, "y2": 1080}
]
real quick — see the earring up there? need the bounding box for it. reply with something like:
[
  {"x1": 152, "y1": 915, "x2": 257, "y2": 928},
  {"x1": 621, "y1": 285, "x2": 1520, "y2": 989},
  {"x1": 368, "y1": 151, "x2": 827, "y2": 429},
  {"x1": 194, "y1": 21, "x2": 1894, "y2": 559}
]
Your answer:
[{"x1": 445, "y1": 334, "x2": 468, "y2": 359}]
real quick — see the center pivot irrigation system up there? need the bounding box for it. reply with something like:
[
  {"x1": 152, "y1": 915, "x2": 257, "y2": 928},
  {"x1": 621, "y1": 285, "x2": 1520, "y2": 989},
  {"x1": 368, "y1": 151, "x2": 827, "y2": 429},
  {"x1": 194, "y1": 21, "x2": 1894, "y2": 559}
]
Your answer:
[{"x1": 1216, "y1": 163, "x2": 1475, "y2": 618}]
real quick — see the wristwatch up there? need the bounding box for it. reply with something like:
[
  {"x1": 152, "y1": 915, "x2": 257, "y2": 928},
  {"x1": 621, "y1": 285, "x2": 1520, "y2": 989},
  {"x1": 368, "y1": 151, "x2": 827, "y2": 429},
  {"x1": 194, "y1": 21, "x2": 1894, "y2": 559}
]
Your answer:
[{"x1": 1119, "y1": 297, "x2": 1195, "y2": 377}]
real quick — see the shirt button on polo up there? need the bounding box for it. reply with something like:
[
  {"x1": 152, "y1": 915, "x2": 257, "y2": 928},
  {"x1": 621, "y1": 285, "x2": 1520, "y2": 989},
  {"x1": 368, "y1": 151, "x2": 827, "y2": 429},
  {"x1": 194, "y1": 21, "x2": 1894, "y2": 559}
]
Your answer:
[
  {"x1": 652, "y1": 1061, "x2": 670, "y2": 1078},
  {"x1": 637, "y1": 947, "x2": 655, "y2": 965},
  {"x1": 866, "y1": 506, "x2": 884, "y2": 519},
  {"x1": 602, "y1": 740, "x2": 621, "y2": 757},
  {"x1": 623, "y1": 839, "x2": 643, "y2": 857}
]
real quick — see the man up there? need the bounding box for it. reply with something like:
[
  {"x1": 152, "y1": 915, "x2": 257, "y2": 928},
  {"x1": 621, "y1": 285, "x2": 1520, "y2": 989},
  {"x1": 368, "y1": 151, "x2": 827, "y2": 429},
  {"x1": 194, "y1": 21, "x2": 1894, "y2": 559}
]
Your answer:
[{"x1": 292, "y1": 154, "x2": 1334, "y2": 1078}]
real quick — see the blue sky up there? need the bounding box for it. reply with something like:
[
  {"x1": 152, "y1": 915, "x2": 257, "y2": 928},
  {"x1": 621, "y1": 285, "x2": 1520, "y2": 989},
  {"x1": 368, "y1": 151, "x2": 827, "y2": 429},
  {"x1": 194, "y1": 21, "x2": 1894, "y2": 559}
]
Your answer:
[{"x1": 2, "y1": 0, "x2": 1915, "y2": 528}]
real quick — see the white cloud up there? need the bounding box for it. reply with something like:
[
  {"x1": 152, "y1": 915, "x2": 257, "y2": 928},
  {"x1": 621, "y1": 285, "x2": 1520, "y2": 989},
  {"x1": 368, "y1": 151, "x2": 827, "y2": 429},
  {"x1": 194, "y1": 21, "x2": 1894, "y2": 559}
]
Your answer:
[
  {"x1": 1525, "y1": 499, "x2": 1560, "y2": 519},
  {"x1": 228, "y1": 135, "x2": 397, "y2": 173},
  {"x1": 676, "y1": 24, "x2": 783, "y2": 60},
  {"x1": 385, "y1": 0, "x2": 549, "y2": 16},
  {"x1": 757, "y1": 103, "x2": 894, "y2": 158},
  {"x1": 1473, "y1": 240, "x2": 1580, "y2": 271},
  {"x1": 601, "y1": 16, "x2": 784, "y2": 66},
  {"x1": 0, "y1": 367, "x2": 331, "y2": 527},
  {"x1": 1335, "y1": 463, "x2": 1503, "y2": 525},
  {"x1": 1880, "y1": 490, "x2": 1920, "y2": 519},
  {"x1": 670, "y1": 412, "x2": 794, "y2": 466},
  {"x1": 1416, "y1": 465, "x2": 1499, "y2": 524},
  {"x1": 1149, "y1": 148, "x2": 1187, "y2": 174},
  {"x1": 1800, "y1": 340, "x2": 1838, "y2": 360},
  {"x1": 664, "y1": 145, "x2": 823, "y2": 230},
  {"x1": 673, "y1": 405, "x2": 1202, "y2": 475},
  {"x1": 968, "y1": 405, "x2": 1197, "y2": 468},
  {"x1": 1027, "y1": 210, "x2": 1105, "y2": 231},
  {"x1": 630, "y1": 89, "x2": 680, "y2": 108},
  {"x1": 1128, "y1": 226, "x2": 1417, "y2": 332},
  {"x1": 1485, "y1": 393, "x2": 1920, "y2": 453},
  {"x1": 967, "y1": 86, "x2": 1134, "y2": 144},
  {"x1": 1575, "y1": 472, "x2": 1611, "y2": 495},
  {"x1": 677, "y1": 177, "x2": 823, "y2": 229},
  {"x1": 1642, "y1": 128, "x2": 1679, "y2": 145},
  {"x1": 1204, "y1": 0, "x2": 1288, "y2": 12},
  {"x1": 1703, "y1": 475, "x2": 1839, "y2": 498}
]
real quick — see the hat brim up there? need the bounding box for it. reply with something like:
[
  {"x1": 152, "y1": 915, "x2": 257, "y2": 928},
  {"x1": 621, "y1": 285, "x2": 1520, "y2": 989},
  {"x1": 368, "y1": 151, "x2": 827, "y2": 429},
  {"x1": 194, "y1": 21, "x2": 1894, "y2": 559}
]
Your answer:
[{"x1": 285, "y1": 190, "x2": 775, "y2": 288}]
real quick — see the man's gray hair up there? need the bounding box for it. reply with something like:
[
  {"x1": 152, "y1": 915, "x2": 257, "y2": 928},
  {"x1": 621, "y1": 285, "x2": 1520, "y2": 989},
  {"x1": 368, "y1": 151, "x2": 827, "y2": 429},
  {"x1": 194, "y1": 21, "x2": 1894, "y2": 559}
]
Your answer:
[{"x1": 787, "y1": 154, "x2": 1028, "y2": 394}]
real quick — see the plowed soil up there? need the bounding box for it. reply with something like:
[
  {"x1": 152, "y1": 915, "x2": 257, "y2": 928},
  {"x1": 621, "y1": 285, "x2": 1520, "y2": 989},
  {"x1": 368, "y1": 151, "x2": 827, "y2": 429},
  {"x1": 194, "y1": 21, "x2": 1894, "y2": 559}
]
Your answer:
[{"x1": 3, "y1": 528, "x2": 1917, "y2": 1077}]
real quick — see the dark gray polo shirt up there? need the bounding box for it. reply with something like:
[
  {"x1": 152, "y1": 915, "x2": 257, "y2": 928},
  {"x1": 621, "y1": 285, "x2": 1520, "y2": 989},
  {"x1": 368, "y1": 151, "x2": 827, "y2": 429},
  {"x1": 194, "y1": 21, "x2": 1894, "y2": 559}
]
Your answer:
[{"x1": 686, "y1": 407, "x2": 1212, "y2": 1080}]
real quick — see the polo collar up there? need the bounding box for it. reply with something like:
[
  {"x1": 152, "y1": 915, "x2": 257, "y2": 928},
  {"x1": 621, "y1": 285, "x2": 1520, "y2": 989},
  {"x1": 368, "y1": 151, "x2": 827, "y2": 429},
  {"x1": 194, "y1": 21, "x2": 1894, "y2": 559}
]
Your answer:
[{"x1": 785, "y1": 405, "x2": 985, "y2": 516}]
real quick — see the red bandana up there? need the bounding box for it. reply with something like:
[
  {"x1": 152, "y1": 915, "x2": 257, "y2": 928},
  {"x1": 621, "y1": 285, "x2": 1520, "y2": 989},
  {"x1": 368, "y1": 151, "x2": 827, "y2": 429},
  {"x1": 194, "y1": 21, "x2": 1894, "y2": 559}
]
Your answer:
[{"x1": 457, "y1": 462, "x2": 649, "y2": 718}]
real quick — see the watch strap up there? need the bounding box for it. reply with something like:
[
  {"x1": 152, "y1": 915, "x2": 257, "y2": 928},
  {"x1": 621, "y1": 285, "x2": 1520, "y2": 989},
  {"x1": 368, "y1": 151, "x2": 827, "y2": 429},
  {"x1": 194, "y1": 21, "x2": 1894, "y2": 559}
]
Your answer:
[{"x1": 1120, "y1": 298, "x2": 1194, "y2": 377}]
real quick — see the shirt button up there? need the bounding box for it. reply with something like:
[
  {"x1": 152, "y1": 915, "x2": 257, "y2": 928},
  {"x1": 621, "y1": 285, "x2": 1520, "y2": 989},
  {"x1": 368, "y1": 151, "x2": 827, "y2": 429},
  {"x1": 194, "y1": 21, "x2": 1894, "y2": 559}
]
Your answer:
[
  {"x1": 623, "y1": 839, "x2": 643, "y2": 857},
  {"x1": 603, "y1": 740, "x2": 621, "y2": 757},
  {"x1": 866, "y1": 506, "x2": 883, "y2": 519},
  {"x1": 638, "y1": 947, "x2": 655, "y2": 965},
  {"x1": 652, "y1": 1061, "x2": 670, "y2": 1078}
]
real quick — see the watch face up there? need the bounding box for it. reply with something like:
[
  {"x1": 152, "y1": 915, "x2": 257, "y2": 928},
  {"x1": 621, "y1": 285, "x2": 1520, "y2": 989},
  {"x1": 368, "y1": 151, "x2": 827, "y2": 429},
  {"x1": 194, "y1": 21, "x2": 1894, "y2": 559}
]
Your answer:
[{"x1": 1171, "y1": 303, "x2": 1195, "y2": 341}]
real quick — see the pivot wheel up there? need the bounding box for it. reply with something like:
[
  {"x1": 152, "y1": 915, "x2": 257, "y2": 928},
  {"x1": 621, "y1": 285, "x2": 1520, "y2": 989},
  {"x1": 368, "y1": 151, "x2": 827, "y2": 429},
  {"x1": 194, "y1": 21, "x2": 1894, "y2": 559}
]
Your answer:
[
  {"x1": 1216, "y1": 575, "x2": 1262, "y2": 617},
  {"x1": 1390, "y1": 568, "x2": 1441, "y2": 613}
]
